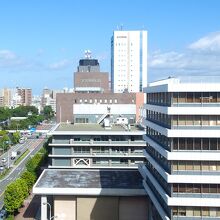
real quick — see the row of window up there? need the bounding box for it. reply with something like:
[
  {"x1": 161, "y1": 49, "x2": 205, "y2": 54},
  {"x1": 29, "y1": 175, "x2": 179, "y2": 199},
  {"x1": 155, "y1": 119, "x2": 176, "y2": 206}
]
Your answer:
[
  {"x1": 173, "y1": 138, "x2": 220, "y2": 151},
  {"x1": 147, "y1": 92, "x2": 220, "y2": 107},
  {"x1": 146, "y1": 144, "x2": 170, "y2": 173},
  {"x1": 173, "y1": 161, "x2": 220, "y2": 172},
  {"x1": 76, "y1": 99, "x2": 119, "y2": 104},
  {"x1": 172, "y1": 206, "x2": 220, "y2": 217},
  {"x1": 147, "y1": 110, "x2": 220, "y2": 128},
  {"x1": 146, "y1": 126, "x2": 220, "y2": 151},
  {"x1": 173, "y1": 183, "x2": 220, "y2": 194},
  {"x1": 53, "y1": 146, "x2": 143, "y2": 155},
  {"x1": 173, "y1": 115, "x2": 220, "y2": 126}
]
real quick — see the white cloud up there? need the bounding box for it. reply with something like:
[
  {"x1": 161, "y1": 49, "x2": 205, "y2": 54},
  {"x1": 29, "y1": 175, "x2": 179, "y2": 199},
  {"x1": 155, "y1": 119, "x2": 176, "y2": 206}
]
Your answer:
[
  {"x1": 48, "y1": 59, "x2": 72, "y2": 70},
  {"x1": 149, "y1": 32, "x2": 220, "y2": 80},
  {"x1": 188, "y1": 32, "x2": 220, "y2": 52},
  {"x1": 0, "y1": 49, "x2": 25, "y2": 68}
]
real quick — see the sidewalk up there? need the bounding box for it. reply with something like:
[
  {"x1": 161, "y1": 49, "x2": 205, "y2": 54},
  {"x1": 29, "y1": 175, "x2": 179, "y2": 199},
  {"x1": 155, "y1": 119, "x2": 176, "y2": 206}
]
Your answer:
[{"x1": 14, "y1": 193, "x2": 41, "y2": 220}]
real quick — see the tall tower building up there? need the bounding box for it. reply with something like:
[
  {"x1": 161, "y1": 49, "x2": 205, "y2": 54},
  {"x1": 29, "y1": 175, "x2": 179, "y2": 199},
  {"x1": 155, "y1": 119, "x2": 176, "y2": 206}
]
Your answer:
[{"x1": 111, "y1": 30, "x2": 147, "y2": 93}]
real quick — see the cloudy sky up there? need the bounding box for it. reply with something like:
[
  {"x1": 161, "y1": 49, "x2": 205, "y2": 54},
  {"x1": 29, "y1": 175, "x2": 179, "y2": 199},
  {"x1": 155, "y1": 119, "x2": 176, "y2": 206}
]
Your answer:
[{"x1": 0, "y1": 0, "x2": 220, "y2": 94}]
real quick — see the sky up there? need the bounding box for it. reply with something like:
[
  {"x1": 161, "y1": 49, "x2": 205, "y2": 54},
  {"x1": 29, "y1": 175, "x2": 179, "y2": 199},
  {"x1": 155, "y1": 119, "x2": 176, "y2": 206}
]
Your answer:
[{"x1": 0, "y1": 0, "x2": 220, "y2": 95}]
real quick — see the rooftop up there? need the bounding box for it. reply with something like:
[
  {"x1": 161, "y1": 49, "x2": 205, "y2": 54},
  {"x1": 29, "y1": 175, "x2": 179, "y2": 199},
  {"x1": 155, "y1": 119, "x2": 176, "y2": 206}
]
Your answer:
[
  {"x1": 33, "y1": 169, "x2": 146, "y2": 196},
  {"x1": 56, "y1": 123, "x2": 142, "y2": 132}
]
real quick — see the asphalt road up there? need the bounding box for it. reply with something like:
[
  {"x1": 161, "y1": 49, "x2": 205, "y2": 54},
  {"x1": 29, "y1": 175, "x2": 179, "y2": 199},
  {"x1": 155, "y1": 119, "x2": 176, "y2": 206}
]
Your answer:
[{"x1": 0, "y1": 138, "x2": 47, "y2": 209}]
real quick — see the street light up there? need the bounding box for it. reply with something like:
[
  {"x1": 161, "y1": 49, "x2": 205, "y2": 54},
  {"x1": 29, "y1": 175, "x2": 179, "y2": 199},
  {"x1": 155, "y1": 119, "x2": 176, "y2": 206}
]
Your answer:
[{"x1": 43, "y1": 202, "x2": 57, "y2": 220}]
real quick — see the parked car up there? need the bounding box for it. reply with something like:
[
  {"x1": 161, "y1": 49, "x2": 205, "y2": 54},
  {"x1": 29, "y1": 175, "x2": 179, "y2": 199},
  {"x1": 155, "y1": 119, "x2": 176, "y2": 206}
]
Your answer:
[
  {"x1": 0, "y1": 165, "x2": 4, "y2": 171},
  {"x1": 1, "y1": 158, "x2": 6, "y2": 163},
  {"x1": 0, "y1": 209, "x2": 7, "y2": 219}
]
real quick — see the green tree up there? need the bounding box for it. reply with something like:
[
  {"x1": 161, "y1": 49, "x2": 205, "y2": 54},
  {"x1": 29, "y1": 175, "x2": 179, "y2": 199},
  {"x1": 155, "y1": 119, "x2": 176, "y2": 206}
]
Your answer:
[
  {"x1": 4, "y1": 179, "x2": 27, "y2": 214},
  {"x1": 20, "y1": 171, "x2": 36, "y2": 191},
  {"x1": 11, "y1": 131, "x2": 21, "y2": 144},
  {"x1": 43, "y1": 105, "x2": 54, "y2": 120},
  {"x1": 0, "y1": 134, "x2": 10, "y2": 152}
]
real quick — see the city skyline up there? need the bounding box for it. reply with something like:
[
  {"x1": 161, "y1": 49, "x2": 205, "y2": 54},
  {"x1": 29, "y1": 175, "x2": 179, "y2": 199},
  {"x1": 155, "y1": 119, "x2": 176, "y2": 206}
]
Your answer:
[{"x1": 0, "y1": 0, "x2": 220, "y2": 94}]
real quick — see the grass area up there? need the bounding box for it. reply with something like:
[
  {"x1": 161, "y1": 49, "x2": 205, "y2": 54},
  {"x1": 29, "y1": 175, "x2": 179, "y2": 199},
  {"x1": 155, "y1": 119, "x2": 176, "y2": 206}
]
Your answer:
[
  {"x1": 0, "y1": 168, "x2": 12, "y2": 180},
  {"x1": 14, "y1": 149, "x2": 30, "y2": 166}
]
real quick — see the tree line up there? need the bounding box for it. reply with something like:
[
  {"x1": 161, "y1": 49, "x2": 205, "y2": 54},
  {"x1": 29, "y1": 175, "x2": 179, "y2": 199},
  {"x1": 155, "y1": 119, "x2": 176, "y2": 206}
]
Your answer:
[{"x1": 4, "y1": 138, "x2": 50, "y2": 218}]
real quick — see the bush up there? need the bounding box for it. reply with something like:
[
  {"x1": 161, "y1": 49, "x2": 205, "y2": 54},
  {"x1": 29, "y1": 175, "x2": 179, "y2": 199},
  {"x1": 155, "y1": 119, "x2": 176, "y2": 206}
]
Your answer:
[{"x1": 20, "y1": 171, "x2": 37, "y2": 190}]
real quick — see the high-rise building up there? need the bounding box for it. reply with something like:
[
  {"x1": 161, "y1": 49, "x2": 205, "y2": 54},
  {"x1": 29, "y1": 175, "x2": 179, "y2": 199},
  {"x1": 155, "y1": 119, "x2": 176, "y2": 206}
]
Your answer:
[
  {"x1": 140, "y1": 77, "x2": 220, "y2": 220},
  {"x1": 111, "y1": 30, "x2": 147, "y2": 93},
  {"x1": 0, "y1": 88, "x2": 11, "y2": 107},
  {"x1": 16, "y1": 87, "x2": 32, "y2": 106}
]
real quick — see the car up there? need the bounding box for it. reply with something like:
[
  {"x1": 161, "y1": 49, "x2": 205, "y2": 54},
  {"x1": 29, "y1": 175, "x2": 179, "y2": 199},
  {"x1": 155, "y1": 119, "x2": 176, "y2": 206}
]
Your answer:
[
  {"x1": 0, "y1": 209, "x2": 7, "y2": 219},
  {"x1": 1, "y1": 158, "x2": 6, "y2": 163},
  {"x1": 0, "y1": 165, "x2": 4, "y2": 171}
]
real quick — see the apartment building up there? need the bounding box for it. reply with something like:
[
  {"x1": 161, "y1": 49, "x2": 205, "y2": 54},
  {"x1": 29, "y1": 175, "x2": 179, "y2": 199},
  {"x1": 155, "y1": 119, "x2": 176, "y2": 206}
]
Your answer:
[
  {"x1": 111, "y1": 30, "x2": 147, "y2": 93},
  {"x1": 16, "y1": 87, "x2": 32, "y2": 106},
  {"x1": 139, "y1": 77, "x2": 220, "y2": 220}
]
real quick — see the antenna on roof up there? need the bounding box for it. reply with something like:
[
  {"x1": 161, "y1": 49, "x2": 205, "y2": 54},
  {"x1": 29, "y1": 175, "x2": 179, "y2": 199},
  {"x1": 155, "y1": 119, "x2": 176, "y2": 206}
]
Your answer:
[{"x1": 85, "y1": 50, "x2": 92, "y2": 59}]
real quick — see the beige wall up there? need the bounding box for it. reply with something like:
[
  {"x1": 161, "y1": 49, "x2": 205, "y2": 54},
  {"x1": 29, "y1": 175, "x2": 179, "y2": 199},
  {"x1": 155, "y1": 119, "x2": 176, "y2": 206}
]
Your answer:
[
  {"x1": 54, "y1": 196, "x2": 76, "y2": 220},
  {"x1": 53, "y1": 195, "x2": 148, "y2": 220},
  {"x1": 119, "y1": 197, "x2": 148, "y2": 220}
]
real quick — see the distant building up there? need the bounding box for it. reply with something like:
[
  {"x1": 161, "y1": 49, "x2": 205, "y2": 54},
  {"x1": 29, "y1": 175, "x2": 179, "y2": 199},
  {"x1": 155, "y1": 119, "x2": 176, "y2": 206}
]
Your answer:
[
  {"x1": 111, "y1": 30, "x2": 147, "y2": 93},
  {"x1": 16, "y1": 87, "x2": 32, "y2": 106},
  {"x1": 74, "y1": 51, "x2": 109, "y2": 93},
  {"x1": 0, "y1": 88, "x2": 11, "y2": 107},
  {"x1": 56, "y1": 92, "x2": 144, "y2": 124}
]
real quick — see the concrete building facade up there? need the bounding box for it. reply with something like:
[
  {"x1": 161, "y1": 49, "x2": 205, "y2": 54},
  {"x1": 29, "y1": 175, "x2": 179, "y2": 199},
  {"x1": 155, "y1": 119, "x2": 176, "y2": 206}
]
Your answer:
[{"x1": 140, "y1": 77, "x2": 220, "y2": 220}]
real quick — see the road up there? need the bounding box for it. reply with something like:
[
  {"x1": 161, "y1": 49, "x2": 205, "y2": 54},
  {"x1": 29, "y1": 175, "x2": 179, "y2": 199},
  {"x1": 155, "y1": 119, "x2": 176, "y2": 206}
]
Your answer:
[{"x1": 0, "y1": 138, "x2": 47, "y2": 209}]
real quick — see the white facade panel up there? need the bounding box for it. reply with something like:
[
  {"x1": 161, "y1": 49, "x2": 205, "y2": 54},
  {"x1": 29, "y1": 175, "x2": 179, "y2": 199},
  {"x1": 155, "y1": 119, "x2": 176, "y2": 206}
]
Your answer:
[{"x1": 73, "y1": 104, "x2": 136, "y2": 115}]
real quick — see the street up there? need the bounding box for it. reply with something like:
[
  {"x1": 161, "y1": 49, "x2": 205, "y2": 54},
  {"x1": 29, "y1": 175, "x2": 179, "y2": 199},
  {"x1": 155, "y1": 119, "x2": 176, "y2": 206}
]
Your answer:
[{"x1": 0, "y1": 138, "x2": 47, "y2": 209}]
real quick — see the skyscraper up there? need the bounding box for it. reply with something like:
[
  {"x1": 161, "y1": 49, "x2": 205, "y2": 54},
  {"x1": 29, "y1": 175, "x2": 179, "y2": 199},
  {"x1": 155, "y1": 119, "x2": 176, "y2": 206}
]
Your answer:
[{"x1": 111, "y1": 30, "x2": 147, "y2": 93}]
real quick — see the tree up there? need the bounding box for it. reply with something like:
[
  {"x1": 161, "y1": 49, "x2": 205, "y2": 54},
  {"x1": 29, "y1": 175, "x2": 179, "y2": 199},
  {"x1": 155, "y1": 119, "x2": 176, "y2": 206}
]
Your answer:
[
  {"x1": 20, "y1": 171, "x2": 36, "y2": 191},
  {"x1": 43, "y1": 105, "x2": 54, "y2": 120},
  {"x1": 4, "y1": 179, "x2": 28, "y2": 214},
  {"x1": 0, "y1": 134, "x2": 10, "y2": 152},
  {"x1": 11, "y1": 131, "x2": 21, "y2": 144}
]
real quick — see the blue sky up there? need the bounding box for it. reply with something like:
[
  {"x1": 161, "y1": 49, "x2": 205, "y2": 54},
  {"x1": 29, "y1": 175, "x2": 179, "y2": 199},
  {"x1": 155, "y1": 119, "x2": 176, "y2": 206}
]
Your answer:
[{"x1": 0, "y1": 0, "x2": 220, "y2": 94}]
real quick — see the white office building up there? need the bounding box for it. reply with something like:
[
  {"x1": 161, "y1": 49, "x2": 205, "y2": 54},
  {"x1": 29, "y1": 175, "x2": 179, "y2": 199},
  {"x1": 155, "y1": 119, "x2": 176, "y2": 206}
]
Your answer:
[
  {"x1": 140, "y1": 77, "x2": 220, "y2": 220},
  {"x1": 111, "y1": 30, "x2": 147, "y2": 93}
]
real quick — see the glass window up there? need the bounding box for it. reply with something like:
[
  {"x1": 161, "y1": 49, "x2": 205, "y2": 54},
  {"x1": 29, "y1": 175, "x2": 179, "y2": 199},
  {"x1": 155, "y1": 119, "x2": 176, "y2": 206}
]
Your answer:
[
  {"x1": 173, "y1": 207, "x2": 178, "y2": 216},
  {"x1": 210, "y1": 93, "x2": 217, "y2": 102},
  {"x1": 179, "y1": 139, "x2": 185, "y2": 150},
  {"x1": 179, "y1": 93, "x2": 186, "y2": 103},
  {"x1": 186, "y1": 139, "x2": 193, "y2": 150},
  {"x1": 210, "y1": 139, "x2": 217, "y2": 150},
  {"x1": 202, "y1": 139, "x2": 209, "y2": 150},
  {"x1": 186, "y1": 162, "x2": 193, "y2": 170},
  {"x1": 186, "y1": 115, "x2": 194, "y2": 126},
  {"x1": 202, "y1": 207, "x2": 209, "y2": 217},
  {"x1": 172, "y1": 161, "x2": 178, "y2": 171},
  {"x1": 203, "y1": 92, "x2": 210, "y2": 103},
  {"x1": 210, "y1": 184, "x2": 217, "y2": 193},
  {"x1": 179, "y1": 207, "x2": 186, "y2": 216},
  {"x1": 194, "y1": 139, "x2": 201, "y2": 150},
  {"x1": 173, "y1": 139, "x2": 178, "y2": 150},
  {"x1": 210, "y1": 116, "x2": 217, "y2": 126},
  {"x1": 194, "y1": 161, "x2": 201, "y2": 170},
  {"x1": 202, "y1": 116, "x2": 209, "y2": 126},
  {"x1": 202, "y1": 162, "x2": 209, "y2": 171},
  {"x1": 194, "y1": 116, "x2": 201, "y2": 126},
  {"x1": 172, "y1": 93, "x2": 178, "y2": 104},
  {"x1": 202, "y1": 184, "x2": 209, "y2": 193},
  {"x1": 172, "y1": 116, "x2": 178, "y2": 126},
  {"x1": 179, "y1": 184, "x2": 186, "y2": 193},
  {"x1": 195, "y1": 92, "x2": 201, "y2": 103},
  {"x1": 178, "y1": 116, "x2": 186, "y2": 126},
  {"x1": 178, "y1": 161, "x2": 186, "y2": 170},
  {"x1": 193, "y1": 207, "x2": 201, "y2": 216},
  {"x1": 187, "y1": 93, "x2": 194, "y2": 103},
  {"x1": 173, "y1": 184, "x2": 178, "y2": 193},
  {"x1": 194, "y1": 184, "x2": 201, "y2": 193}
]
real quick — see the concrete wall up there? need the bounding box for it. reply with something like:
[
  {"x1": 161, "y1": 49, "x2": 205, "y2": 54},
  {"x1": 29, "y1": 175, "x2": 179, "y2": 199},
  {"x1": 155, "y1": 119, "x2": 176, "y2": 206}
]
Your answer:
[
  {"x1": 53, "y1": 195, "x2": 149, "y2": 220},
  {"x1": 54, "y1": 196, "x2": 76, "y2": 220}
]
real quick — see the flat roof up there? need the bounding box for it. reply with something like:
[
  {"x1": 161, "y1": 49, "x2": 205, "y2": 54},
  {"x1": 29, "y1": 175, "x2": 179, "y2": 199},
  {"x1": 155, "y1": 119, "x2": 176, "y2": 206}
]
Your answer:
[
  {"x1": 33, "y1": 169, "x2": 146, "y2": 196},
  {"x1": 55, "y1": 123, "x2": 144, "y2": 132}
]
